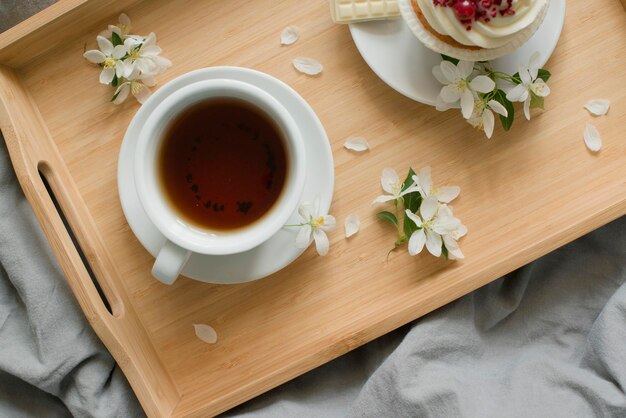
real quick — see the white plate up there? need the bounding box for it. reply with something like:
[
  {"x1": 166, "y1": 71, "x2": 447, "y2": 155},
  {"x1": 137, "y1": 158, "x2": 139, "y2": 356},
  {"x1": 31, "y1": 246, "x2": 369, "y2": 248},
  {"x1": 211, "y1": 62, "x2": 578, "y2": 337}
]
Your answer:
[
  {"x1": 349, "y1": 0, "x2": 566, "y2": 106},
  {"x1": 117, "y1": 67, "x2": 334, "y2": 284}
]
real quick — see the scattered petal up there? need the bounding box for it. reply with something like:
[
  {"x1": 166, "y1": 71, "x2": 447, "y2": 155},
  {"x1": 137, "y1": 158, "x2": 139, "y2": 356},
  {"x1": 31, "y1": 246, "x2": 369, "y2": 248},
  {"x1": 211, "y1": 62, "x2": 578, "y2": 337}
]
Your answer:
[
  {"x1": 344, "y1": 137, "x2": 370, "y2": 152},
  {"x1": 584, "y1": 99, "x2": 610, "y2": 116},
  {"x1": 292, "y1": 57, "x2": 323, "y2": 76},
  {"x1": 281, "y1": 25, "x2": 300, "y2": 45},
  {"x1": 583, "y1": 124, "x2": 602, "y2": 152},
  {"x1": 344, "y1": 214, "x2": 360, "y2": 238},
  {"x1": 193, "y1": 324, "x2": 218, "y2": 344}
]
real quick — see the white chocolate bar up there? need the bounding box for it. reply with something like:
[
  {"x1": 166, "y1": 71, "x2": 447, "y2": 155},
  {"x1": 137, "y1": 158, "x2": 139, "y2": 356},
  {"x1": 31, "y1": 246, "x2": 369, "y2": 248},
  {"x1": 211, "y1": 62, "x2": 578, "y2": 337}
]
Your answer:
[{"x1": 330, "y1": 0, "x2": 401, "y2": 24}]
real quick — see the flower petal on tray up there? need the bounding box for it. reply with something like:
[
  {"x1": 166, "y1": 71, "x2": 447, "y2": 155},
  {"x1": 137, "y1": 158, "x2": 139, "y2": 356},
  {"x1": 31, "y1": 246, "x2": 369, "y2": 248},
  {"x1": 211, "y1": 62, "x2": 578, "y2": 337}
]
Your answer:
[
  {"x1": 193, "y1": 324, "x2": 218, "y2": 344},
  {"x1": 293, "y1": 57, "x2": 323, "y2": 76},
  {"x1": 584, "y1": 99, "x2": 610, "y2": 116},
  {"x1": 583, "y1": 124, "x2": 602, "y2": 152},
  {"x1": 344, "y1": 214, "x2": 360, "y2": 238},
  {"x1": 281, "y1": 26, "x2": 300, "y2": 45},
  {"x1": 344, "y1": 137, "x2": 370, "y2": 152}
]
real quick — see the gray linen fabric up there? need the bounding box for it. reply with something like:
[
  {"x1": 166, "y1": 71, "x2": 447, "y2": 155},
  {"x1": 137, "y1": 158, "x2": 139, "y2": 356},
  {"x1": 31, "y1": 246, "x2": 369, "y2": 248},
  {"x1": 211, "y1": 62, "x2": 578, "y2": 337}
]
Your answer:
[
  {"x1": 0, "y1": 139, "x2": 144, "y2": 417},
  {"x1": 0, "y1": 0, "x2": 57, "y2": 33}
]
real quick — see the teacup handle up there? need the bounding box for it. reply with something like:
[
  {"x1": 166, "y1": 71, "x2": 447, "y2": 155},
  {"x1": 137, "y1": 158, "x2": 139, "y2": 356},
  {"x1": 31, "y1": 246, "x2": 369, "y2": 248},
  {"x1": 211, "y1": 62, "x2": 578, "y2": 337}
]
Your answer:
[{"x1": 152, "y1": 240, "x2": 192, "y2": 285}]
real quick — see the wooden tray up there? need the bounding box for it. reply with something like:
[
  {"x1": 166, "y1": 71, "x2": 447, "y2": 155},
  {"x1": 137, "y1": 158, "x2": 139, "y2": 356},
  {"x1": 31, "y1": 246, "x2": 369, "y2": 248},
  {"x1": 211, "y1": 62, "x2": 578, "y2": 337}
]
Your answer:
[{"x1": 0, "y1": 1, "x2": 624, "y2": 416}]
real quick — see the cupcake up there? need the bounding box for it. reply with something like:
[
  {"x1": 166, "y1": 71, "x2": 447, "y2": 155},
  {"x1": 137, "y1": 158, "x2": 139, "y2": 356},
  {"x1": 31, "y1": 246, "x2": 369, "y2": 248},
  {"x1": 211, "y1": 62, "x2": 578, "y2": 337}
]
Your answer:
[{"x1": 398, "y1": 0, "x2": 550, "y2": 61}]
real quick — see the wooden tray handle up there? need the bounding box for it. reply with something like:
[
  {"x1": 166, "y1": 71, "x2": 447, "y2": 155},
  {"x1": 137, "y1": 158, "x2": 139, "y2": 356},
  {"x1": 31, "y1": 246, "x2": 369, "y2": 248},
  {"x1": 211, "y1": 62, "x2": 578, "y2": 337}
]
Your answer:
[{"x1": 0, "y1": 66, "x2": 180, "y2": 417}]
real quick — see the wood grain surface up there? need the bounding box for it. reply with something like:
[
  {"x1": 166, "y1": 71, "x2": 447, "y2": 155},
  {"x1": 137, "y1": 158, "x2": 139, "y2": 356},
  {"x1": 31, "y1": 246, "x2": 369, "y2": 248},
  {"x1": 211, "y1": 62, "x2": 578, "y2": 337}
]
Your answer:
[{"x1": 0, "y1": 0, "x2": 624, "y2": 416}]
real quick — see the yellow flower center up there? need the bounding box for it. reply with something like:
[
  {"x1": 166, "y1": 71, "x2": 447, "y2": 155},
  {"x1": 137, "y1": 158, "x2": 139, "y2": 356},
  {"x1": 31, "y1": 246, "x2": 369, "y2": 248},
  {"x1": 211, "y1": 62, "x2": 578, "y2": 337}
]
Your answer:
[
  {"x1": 531, "y1": 83, "x2": 547, "y2": 96},
  {"x1": 312, "y1": 216, "x2": 325, "y2": 227},
  {"x1": 128, "y1": 48, "x2": 140, "y2": 61},
  {"x1": 103, "y1": 57, "x2": 116, "y2": 68},
  {"x1": 130, "y1": 81, "x2": 143, "y2": 95},
  {"x1": 455, "y1": 80, "x2": 469, "y2": 92},
  {"x1": 391, "y1": 183, "x2": 402, "y2": 197}
]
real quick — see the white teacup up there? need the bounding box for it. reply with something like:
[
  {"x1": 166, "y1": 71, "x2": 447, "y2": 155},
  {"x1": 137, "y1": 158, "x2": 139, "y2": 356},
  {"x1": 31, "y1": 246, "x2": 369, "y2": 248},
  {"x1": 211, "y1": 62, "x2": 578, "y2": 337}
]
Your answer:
[{"x1": 134, "y1": 79, "x2": 306, "y2": 285}]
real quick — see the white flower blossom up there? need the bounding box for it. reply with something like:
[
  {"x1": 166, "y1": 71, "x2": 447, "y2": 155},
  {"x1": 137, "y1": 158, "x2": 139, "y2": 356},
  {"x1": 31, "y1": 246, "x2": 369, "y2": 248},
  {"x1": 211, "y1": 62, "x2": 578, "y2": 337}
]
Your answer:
[
  {"x1": 293, "y1": 198, "x2": 336, "y2": 256},
  {"x1": 112, "y1": 68, "x2": 156, "y2": 104},
  {"x1": 437, "y1": 204, "x2": 466, "y2": 260},
  {"x1": 99, "y1": 13, "x2": 132, "y2": 40},
  {"x1": 412, "y1": 166, "x2": 460, "y2": 204},
  {"x1": 83, "y1": 36, "x2": 131, "y2": 85},
  {"x1": 433, "y1": 60, "x2": 496, "y2": 119},
  {"x1": 372, "y1": 168, "x2": 420, "y2": 205},
  {"x1": 85, "y1": 13, "x2": 172, "y2": 106},
  {"x1": 466, "y1": 99, "x2": 509, "y2": 139},
  {"x1": 405, "y1": 197, "x2": 464, "y2": 259},
  {"x1": 123, "y1": 32, "x2": 172, "y2": 76},
  {"x1": 506, "y1": 52, "x2": 550, "y2": 120}
]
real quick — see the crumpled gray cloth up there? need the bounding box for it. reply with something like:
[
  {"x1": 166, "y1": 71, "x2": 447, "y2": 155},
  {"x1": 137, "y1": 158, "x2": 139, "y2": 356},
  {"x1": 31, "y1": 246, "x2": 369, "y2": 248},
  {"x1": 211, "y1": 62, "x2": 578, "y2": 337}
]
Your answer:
[
  {"x1": 0, "y1": 138, "x2": 144, "y2": 418},
  {"x1": 0, "y1": 0, "x2": 57, "y2": 33},
  {"x1": 228, "y1": 216, "x2": 626, "y2": 417}
]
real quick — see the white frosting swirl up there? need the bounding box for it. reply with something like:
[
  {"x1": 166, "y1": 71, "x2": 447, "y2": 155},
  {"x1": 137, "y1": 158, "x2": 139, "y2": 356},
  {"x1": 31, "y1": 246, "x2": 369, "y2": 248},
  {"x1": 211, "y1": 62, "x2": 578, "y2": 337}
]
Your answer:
[{"x1": 416, "y1": 0, "x2": 548, "y2": 48}]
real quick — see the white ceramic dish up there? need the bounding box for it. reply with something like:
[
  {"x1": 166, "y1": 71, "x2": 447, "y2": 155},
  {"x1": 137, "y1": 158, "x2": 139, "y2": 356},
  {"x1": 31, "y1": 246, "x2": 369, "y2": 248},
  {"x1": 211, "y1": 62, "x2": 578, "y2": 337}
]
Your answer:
[
  {"x1": 349, "y1": 0, "x2": 566, "y2": 105},
  {"x1": 118, "y1": 67, "x2": 334, "y2": 284}
]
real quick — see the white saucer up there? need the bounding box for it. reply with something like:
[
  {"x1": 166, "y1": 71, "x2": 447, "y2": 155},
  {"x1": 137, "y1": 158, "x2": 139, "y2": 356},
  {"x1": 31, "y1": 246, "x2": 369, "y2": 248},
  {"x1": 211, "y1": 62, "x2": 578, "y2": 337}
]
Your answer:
[
  {"x1": 349, "y1": 0, "x2": 566, "y2": 106},
  {"x1": 118, "y1": 67, "x2": 334, "y2": 284}
]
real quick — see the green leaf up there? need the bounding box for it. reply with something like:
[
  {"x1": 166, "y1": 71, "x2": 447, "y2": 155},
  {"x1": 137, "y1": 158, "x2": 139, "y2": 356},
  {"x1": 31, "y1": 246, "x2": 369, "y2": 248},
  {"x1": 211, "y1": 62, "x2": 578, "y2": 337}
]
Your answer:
[
  {"x1": 111, "y1": 74, "x2": 118, "y2": 87},
  {"x1": 511, "y1": 68, "x2": 550, "y2": 84},
  {"x1": 493, "y1": 89, "x2": 515, "y2": 132},
  {"x1": 441, "y1": 244, "x2": 449, "y2": 261},
  {"x1": 530, "y1": 92, "x2": 544, "y2": 110},
  {"x1": 377, "y1": 211, "x2": 398, "y2": 227},
  {"x1": 111, "y1": 31, "x2": 123, "y2": 47},
  {"x1": 110, "y1": 90, "x2": 121, "y2": 102},
  {"x1": 401, "y1": 167, "x2": 423, "y2": 238},
  {"x1": 401, "y1": 168, "x2": 416, "y2": 193},
  {"x1": 440, "y1": 54, "x2": 459, "y2": 65},
  {"x1": 537, "y1": 68, "x2": 551, "y2": 82}
]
